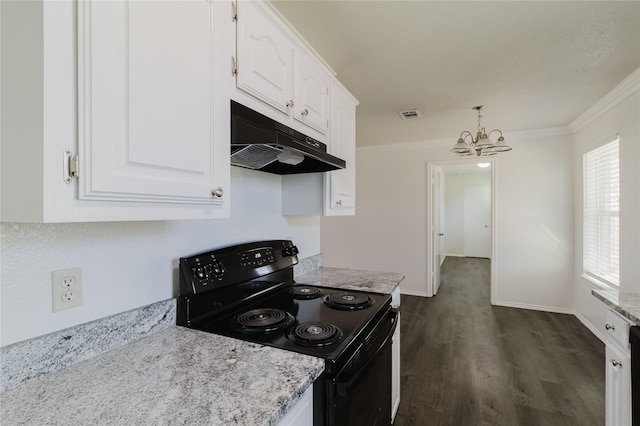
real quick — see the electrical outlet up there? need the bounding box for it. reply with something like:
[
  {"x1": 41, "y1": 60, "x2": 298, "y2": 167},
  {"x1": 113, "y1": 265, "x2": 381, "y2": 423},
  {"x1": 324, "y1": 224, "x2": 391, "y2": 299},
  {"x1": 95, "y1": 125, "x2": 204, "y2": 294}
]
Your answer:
[{"x1": 52, "y1": 267, "x2": 83, "y2": 312}]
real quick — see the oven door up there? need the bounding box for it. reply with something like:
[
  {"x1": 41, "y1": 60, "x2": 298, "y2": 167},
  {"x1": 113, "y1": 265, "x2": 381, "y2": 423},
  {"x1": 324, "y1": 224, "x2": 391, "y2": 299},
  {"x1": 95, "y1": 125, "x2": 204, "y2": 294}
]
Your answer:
[{"x1": 329, "y1": 308, "x2": 398, "y2": 426}]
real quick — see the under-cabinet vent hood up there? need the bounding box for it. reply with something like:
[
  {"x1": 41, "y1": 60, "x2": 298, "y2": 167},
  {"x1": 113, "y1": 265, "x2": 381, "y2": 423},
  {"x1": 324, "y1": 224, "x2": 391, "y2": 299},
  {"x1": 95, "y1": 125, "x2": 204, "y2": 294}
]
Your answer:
[{"x1": 231, "y1": 101, "x2": 346, "y2": 175}]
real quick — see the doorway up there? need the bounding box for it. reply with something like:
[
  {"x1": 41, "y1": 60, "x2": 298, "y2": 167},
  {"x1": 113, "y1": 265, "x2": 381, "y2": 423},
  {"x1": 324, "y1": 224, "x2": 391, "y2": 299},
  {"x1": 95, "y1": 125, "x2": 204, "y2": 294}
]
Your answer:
[{"x1": 426, "y1": 159, "x2": 495, "y2": 302}]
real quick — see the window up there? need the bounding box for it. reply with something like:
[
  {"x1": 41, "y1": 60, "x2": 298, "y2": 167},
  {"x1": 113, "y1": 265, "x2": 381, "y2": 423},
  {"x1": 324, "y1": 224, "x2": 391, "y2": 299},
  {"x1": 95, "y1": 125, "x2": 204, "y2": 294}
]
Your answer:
[{"x1": 583, "y1": 137, "x2": 619, "y2": 287}]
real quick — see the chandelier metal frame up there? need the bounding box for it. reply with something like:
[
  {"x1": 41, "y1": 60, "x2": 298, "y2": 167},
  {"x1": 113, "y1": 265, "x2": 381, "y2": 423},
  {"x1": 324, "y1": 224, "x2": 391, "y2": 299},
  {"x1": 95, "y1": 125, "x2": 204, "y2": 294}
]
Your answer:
[{"x1": 450, "y1": 106, "x2": 512, "y2": 157}]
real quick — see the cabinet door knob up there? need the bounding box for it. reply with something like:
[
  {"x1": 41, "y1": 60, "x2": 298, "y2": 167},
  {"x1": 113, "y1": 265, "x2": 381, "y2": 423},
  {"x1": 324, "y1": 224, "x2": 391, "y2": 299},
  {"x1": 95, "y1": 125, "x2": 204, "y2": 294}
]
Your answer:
[
  {"x1": 605, "y1": 323, "x2": 615, "y2": 331},
  {"x1": 286, "y1": 100, "x2": 294, "y2": 109},
  {"x1": 211, "y1": 187, "x2": 224, "y2": 198},
  {"x1": 301, "y1": 108, "x2": 309, "y2": 117},
  {"x1": 611, "y1": 359, "x2": 622, "y2": 367},
  {"x1": 336, "y1": 200, "x2": 342, "y2": 206}
]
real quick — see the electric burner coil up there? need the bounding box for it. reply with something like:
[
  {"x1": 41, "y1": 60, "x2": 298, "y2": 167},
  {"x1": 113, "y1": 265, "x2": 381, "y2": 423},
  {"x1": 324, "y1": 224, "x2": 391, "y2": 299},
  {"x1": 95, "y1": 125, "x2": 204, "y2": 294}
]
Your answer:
[
  {"x1": 232, "y1": 308, "x2": 294, "y2": 333},
  {"x1": 289, "y1": 286, "x2": 323, "y2": 300},
  {"x1": 323, "y1": 292, "x2": 374, "y2": 310},
  {"x1": 288, "y1": 322, "x2": 343, "y2": 347}
]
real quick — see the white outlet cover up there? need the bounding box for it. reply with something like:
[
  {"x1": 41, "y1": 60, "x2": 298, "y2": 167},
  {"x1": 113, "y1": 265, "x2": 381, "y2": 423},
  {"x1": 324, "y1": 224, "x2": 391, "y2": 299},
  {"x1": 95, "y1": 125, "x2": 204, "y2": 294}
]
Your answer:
[{"x1": 52, "y1": 267, "x2": 83, "y2": 312}]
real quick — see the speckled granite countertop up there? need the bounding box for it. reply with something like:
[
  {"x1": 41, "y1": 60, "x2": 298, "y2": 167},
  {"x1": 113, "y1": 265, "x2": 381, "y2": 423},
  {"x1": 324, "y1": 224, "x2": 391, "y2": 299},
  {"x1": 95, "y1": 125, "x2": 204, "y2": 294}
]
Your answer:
[
  {"x1": 0, "y1": 327, "x2": 324, "y2": 426},
  {"x1": 295, "y1": 267, "x2": 404, "y2": 295},
  {"x1": 592, "y1": 289, "x2": 640, "y2": 326},
  {"x1": 0, "y1": 261, "x2": 402, "y2": 425}
]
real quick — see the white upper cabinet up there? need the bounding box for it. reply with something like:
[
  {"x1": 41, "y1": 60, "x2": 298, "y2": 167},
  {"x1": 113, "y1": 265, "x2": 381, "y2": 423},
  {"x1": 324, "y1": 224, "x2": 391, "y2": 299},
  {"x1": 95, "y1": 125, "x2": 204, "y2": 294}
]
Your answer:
[
  {"x1": 0, "y1": 0, "x2": 230, "y2": 222},
  {"x1": 294, "y1": 54, "x2": 331, "y2": 134},
  {"x1": 326, "y1": 83, "x2": 357, "y2": 214},
  {"x1": 235, "y1": 0, "x2": 294, "y2": 116},
  {"x1": 282, "y1": 78, "x2": 358, "y2": 217},
  {"x1": 78, "y1": 0, "x2": 225, "y2": 204},
  {"x1": 235, "y1": 0, "x2": 330, "y2": 136}
]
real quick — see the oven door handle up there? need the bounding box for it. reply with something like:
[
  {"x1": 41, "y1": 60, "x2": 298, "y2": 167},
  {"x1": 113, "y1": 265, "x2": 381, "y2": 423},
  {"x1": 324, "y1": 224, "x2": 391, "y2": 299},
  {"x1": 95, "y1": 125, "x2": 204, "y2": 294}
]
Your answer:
[{"x1": 336, "y1": 308, "x2": 398, "y2": 397}]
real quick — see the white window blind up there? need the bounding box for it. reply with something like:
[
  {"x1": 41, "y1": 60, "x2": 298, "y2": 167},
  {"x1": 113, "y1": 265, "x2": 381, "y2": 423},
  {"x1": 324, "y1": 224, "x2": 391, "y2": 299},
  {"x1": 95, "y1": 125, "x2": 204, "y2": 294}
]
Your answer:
[{"x1": 583, "y1": 137, "x2": 619, "y2": 287}]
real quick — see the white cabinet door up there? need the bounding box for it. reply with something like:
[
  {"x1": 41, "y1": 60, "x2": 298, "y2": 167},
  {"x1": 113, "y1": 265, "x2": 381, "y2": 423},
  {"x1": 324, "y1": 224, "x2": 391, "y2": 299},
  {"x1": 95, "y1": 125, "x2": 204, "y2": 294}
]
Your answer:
[
  {"x1": 326, "y1": 83, "x2": 357, "y2": 215},
  {"x1": 294, "y1": 54, "x2": 330, "y2": 135},
  {"x1": 391, "y1": 311, "x2": 401, "y2": 422},
  {"x1": 277, "y1": 385, "x2": 313, "y2": 426},
  {"x1": 605, "y1": 344, "x2": 632, "y2": 426},
  {"x1": 236, "y1": 0, "x2": 294, "y2": 115},
  {"x1": 282, "y1": 79, "x2": 357, "y2": 217},
  {"x1": 78, "y1": 0, "x2": 225, "y2": 205}
]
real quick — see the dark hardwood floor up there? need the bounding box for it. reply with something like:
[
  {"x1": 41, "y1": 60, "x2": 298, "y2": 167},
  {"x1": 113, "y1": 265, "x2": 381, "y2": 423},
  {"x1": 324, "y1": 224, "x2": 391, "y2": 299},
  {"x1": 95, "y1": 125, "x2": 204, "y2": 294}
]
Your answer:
[{"x1": 393, "y1": 257, "x2": 605, "y2": 426}]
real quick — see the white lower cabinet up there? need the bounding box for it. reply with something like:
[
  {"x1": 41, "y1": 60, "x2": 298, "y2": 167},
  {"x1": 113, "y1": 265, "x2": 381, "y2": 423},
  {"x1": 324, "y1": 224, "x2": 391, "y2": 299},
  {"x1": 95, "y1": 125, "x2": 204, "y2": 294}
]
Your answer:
[
  {"x1": 392, "y1": 310, "x2": 401, "y2": 422},
  {"x1": 391, "y1": 285, "x2": 401, "y2": 423},
  {"x1": 603, "y1": 309, "x2": 633, "y2": 426},
  {"x1": 278, "y1": 385, "x2": 313, "y2": 426},
  {"x1": 605, "y1": 344, "x2": 631, "y2": 426}
]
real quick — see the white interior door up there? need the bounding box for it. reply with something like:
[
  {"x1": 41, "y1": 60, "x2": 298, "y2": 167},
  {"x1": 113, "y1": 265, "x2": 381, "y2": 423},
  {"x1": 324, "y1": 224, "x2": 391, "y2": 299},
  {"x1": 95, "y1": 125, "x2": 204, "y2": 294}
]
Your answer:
[
  {"x1": 432, "y1": 167, "x2": 443, "y2": 294},
  {"x1": 463, "y1": 185, "x2": 491, "y2": 258}
]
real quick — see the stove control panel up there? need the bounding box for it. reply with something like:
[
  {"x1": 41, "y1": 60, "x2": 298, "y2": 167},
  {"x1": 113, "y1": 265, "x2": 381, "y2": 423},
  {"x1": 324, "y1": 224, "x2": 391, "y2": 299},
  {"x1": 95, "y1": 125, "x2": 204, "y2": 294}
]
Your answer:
[
  {"x1": 240, "y1": 248, "x2": 275, "y2": 270},
  {"x1": 189, "y1": 255, "x2": 226, "y2": 283},
  {"x1": 179, "y1": 240, "x2": 299, "y2": 295}
]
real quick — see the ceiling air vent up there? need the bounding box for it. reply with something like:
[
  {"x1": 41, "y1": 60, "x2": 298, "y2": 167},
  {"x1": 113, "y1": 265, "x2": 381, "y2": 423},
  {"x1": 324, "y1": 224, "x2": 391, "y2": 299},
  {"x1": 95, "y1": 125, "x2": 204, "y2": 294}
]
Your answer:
[{"x1": 398, "y1": 109, "x2": 422, "y2": 120}]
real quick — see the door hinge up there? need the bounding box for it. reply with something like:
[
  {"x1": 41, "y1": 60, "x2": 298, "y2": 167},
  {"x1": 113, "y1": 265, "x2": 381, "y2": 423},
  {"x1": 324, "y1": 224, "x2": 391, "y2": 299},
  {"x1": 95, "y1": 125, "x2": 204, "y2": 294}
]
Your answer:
[
  {"x1": 232, "y1": 56, "x2": 238, "y2": 76},
  {"x1": 63, "y1": 148, "x2": 79, "y2": 183},
  {"x1": 232, "y1": 2, "x2": 237, "y2": 21}
]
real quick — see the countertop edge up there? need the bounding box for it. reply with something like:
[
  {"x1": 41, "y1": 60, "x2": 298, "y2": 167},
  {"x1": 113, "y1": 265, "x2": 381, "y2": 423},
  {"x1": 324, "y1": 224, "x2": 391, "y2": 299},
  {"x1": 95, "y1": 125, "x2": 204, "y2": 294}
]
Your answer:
[
  {"x1": 1, "y1": 327, "x2": 324, "y2": 426},
  {"x1": 592, "y1": 289, "x2": 640, "y2": 326}
]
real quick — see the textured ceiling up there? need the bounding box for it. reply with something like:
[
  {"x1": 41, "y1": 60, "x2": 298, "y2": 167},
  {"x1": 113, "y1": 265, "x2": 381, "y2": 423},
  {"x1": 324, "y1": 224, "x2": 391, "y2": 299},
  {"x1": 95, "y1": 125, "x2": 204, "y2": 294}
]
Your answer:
[{"x1": 271, "y1": 0, "x2": 640, "y2": 147}]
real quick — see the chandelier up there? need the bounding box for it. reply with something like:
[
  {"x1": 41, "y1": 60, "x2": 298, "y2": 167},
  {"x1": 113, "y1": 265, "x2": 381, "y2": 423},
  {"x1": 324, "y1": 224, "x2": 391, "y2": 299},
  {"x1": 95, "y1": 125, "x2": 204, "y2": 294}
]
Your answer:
[{"x1": 450, "y1": 106, "x2": 512, "y2": 156}]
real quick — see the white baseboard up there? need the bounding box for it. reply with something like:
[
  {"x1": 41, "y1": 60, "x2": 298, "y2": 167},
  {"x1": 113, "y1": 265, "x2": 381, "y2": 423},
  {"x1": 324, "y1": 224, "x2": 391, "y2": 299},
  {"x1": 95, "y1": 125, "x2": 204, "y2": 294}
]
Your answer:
[
  {"x1": 444, "y1": 253, "x2": 465, "y2": 258},
  {"x1": 574, "y1": 310, "x2": 606, "y2": 344},
  {"x1": 492, "y1": 300, "x2": 574, "y2": 315},
  {"x1": 400, "y1": 289, "x2": 430, "y2": 298}
]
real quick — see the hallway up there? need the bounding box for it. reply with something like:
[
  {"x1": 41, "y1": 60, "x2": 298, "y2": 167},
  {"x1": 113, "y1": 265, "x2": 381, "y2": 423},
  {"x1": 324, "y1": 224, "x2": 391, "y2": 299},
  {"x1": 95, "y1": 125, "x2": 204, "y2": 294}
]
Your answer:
[{"x1": 393, "y1": 257, "x2": 605, "y2": 426}]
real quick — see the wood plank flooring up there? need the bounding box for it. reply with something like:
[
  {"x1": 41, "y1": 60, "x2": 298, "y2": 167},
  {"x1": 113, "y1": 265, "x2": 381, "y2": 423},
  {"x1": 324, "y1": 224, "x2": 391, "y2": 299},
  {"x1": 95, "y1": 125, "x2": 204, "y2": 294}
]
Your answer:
[{"x1": 393, "y1": 257, "x2": 605, "y2": 426}]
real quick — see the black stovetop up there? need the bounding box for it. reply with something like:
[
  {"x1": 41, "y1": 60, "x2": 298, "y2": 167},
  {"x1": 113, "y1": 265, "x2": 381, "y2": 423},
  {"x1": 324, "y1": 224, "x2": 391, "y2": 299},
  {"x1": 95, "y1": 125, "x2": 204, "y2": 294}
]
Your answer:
[
  {"x1": 198, "y1": 283, "x2": 391, "y2": 362},
  {"x1": 176, "y1": 240, "x2": 392, "y2": 374}
]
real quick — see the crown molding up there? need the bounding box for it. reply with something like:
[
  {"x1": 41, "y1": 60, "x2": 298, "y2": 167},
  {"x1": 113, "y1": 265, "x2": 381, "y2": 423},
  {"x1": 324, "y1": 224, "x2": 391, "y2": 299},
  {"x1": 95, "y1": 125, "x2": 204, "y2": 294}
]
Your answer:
[
  {"x1": 357, "y1": 126, "x2": 571, "y2": 154},
  {"x1": 569, "y1": 67, "x2": 640, "y2": 133}
]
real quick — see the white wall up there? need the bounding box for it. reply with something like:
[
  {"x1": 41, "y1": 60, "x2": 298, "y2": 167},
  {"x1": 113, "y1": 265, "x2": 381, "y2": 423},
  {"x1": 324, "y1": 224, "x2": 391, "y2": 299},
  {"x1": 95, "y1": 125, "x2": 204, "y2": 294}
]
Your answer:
[
  {"x1": 0, "y1": 167, "x2": 320, "y2": 347},
  {"x1": 321, "y1": 131, "x2": 575, "y2": 312},
  {"x1": 572, "y1": 69, "x2": 640, "y2": 337},
  {"x1": 443, "y1": 172, "x2": 491, "y2": 257}
]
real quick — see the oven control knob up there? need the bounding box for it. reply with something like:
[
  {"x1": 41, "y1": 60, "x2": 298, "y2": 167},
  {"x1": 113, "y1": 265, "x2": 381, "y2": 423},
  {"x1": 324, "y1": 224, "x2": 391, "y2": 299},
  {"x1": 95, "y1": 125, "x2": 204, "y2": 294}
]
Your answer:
[
  {"x1": 193, "y1": 266, "x2": 208, "y2": 280},
  {"x1": 212, "y1": 261, "x2": 225, "y2": 276},
  {"x1": 282, "y1": 245, "x2": 299, "y2": 257}
]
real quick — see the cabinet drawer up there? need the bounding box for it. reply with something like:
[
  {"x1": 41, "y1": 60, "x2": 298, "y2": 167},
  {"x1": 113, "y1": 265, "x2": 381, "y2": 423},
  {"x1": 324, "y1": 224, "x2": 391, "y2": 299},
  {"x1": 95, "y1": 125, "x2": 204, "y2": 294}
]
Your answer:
[{"x1": 605, "y1": 310, "x2": 630, "y2": 352}]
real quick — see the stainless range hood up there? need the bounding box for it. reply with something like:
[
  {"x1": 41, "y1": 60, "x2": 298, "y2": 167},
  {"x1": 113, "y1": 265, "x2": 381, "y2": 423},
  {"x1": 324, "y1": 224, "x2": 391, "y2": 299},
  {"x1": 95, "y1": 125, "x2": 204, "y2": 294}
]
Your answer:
[{"x1": 231, "y1": 101, "x2": 346, "y2": 175}]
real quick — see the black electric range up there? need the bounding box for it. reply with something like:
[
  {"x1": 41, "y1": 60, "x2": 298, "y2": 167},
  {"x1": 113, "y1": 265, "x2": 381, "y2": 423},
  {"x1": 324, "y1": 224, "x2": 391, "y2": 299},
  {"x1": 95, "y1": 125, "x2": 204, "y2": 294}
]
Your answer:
[{"x1": 177, "y1": 240, "x2": 397, "y2": 426}]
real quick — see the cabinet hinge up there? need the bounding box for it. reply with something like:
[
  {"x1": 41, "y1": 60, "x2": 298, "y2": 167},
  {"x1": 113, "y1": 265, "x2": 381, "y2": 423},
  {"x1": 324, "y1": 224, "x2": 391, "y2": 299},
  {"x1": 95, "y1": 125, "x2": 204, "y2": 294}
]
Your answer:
[
  {"x1": 63, "y1": 148, "x2": 79, "y2": 183},
  {"x1": 232, "y1": 56, "x2": 238, "y2": 76},
  {"x1": 232, "y1": 2, "x2": 237, "y2": 21}
]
